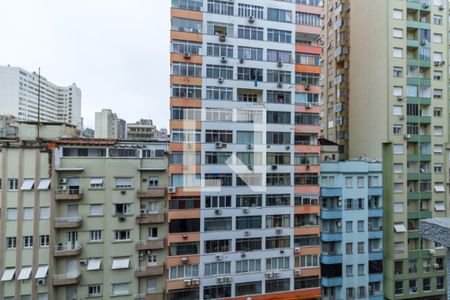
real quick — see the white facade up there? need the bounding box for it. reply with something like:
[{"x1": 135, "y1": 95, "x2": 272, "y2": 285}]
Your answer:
[
  {"x1": 0, "y1": 65, "x2": 82, "y2": 128},
  {"x1": 94, "y1": 109, "x2": 126, "y2": 139}
]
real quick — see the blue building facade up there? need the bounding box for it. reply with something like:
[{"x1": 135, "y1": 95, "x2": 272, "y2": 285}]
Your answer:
[{"x1": 320, "y1": 160, "x2": 383, "y2": 299}]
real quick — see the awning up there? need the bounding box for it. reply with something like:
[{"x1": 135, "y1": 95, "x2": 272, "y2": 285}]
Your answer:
[
  {"x1": 90, "y1": 178, "x2": 103, "y2": 185},
  {"x1": 435, "y1": 203, "x2": 446, "y2": 212},
  {"x1": 87, "y1": 258, "x2": 102, "y2": 271},
  {"x1": 394, "y1": 224, "x2": 406, "y2": 233},
  {"x1": 35, "y1": 265, "x2": 48, "y2": 279},
  {"x1": 17, "y1": 266, "x2": 32, "y2": 280},
  {"x1": 37, "y1": 179, "x2": 51, "y2": 190},
  {"x1": 1, "y1": 268, "x2": 15, "y2": 281},
  {"x1": 112, "y1": 258, "x2": 130, "y2": 270},
  {"x1": 20, "y1": 179, "x2": 34, "y2": 190},
  {"x1": 434, "y1": 184, "x2": 445, "y2": 192}
]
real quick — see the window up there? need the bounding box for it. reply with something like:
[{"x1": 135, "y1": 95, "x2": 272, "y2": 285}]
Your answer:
[
  {"x1": 395, "y1": 281, "x2": 403, "y2": 295},
  {"x1": 266, "y1": 194, "x2": 290, "y2": 206},
  {"x1": 235, "y1": 281, "x2": 262, "y2": 296},
  {"x1": 394, "y1": 223, "x2": 406, "y2": 233},
  {"x1": 358, "y1": 264, "x2": 364, "y2": 276},
  {"x1": 296, "y1": 12, "x2": 321, "y2": 26},
  {"x1": 236, "y1": 238, "x2": 262, "y2": 251},
  {"x1": 358, "y1": 221, "x2": 364, "y2": 232},
  {"x1": 393, "y1": 66, "x2": 403, "y2": 77},
  {"x1": 346, "y1": 243, "x2": 353, "y2": 254},
  {"x1": 238, "y1": 25, "x2": 263, "y2": 40},
  {"x1": 23, "y1": 207, "x2": 33, "y2": 220},
  {"x1": 112, "y1": 283, "x2": 130, "y2": 296},
  {"x1": 170, "y1": 218, "x2": 200, "y2": 233},
  {"x1": 23, "y1": 236, "x2": 33, "y2": 248},
  {"x1": 238, "y1": 46, "x2": 263, "y2": 61},
  {"x1": 172, "y1": 0, "x2": 203, "y2": 11},
  {"x1": 114, "y1": 230, "x2": 131, "y2": 241},
  {"x1": 393, "y1": 9, "x2": 403, "y2": 20},
  {"x1": 347, "y1": 288, "x2": 355, "y2": 299},
  {"x1": 169, "y1": 264, "x2": 199, "y2": 280},
  {"x1": 90, "y1": 230, "x2": 102, "y2": 241},
  {"x1": 434, "y1": 126, "x2": 443, "y2": 136},
  {"x1": 357, "y1": 242, "x2": 364, "y2": 253},
  {"x1": 6, "y1": 237, "x2": 16, "y2": 249},
  {"x1": 205, "y1": 239, "x2": 231, "y2": 253},
  {"x1": 266, "y1": 215, "x2": 290, "y2": 228},
  {"x1": 266, "y1": 257, "x2": 290, "y2": 270},
  {"x1": 268, "y1": 8, "x2": 292, "y2": 23},
  {"x1": 433, "y1": 33, "x2": 443, "y2": 44},
  {"x1": 88, "y1": 285, "x2": 101, "y2": 296},
  {"x1": 90, "y1": 204, "x2": 103, "y2": 216},
  {"x1": 346, "y1": 265, "x2": 353, "y2": 277},
  {"x1": 267, "y1": 111, "x2": 291, "y2": 124},
  {"x1": 236, "y1": 216, "x2": 262, "y2": 229},
  {"x1": 206, "y1": 86, "x2": 233, "y2": 101},
  {"x1": 267, "y1": 49, "x2": 292, "y2": 63},
  {"x1": 393, "y1": 106, "x2": 403, "y2": 116},
  {"x1": 206, "y1": 65, "x2": 233, "y2": 79},
  {"x1": 8, "y1": 178, "x2": 18, "y2": 191},
  {"x1": 204, "y1": 261, "x2": 231, "y2": 276},
  {"x1": 204, "y1": 217, "x2": 232, "y2": 231},
  {"x1": 238, "y1": 4, "x2": 264, "y2": 18},
  {"x1": 393, "y1": 144, "x2": 403, "y2": 154},
  {"x1": 203, "y1": 285, "x2": 231, "y2": 299},
  {"x1": 205, "y1": 195, "x2": 231, "y2": 208},
  {"x1": 172, "y1": 40, "x2": 202, "y2": 55},
  {"x1": 172, "y1": 62, "x2": 202, "y2": 77},
  {"x1": 115, "y1": 177, "x2": 132, "y2": 189},
  {"x1": 346, "y1": 221, "x2": 353, "y2": 233},
  {"x1": 205, "y1": 109, "x2": 233, "y2": 122},
  {"x1": 147, "y1": 176, "x2": 159, "y2": 188},
  {"x1": 357, "y1": 176, "x2": 364, "y2": 188},
  {"x1": 345, "y1": 176, "x2": 352, "y2": 188},
  {"x1": 236, "y1": 259, "x2": 261, "y2": 273},
  {"x1": 115, "y1": 203, "x2": 131, "y2": 215},
  {"x1": 172, "y1": 85, "x2": 202, "y2": 99},
  {"x1": 236, "y1": 195, "x2": 262, "y2": 207},
  {"x1": 267, "y1": 132, "x2": 290, "y2": 145},
  {"x1": 296, "y1": 53, "x2": 320, "y2": 65},
  {"x1": 266, "y1": 236, "x2": 290, "y2": 249},
  {"x1": 299, "y1": 255, "x2": 319, "y2": 268},
  {"x1": 393, "y1": 28, "x2": 403, "y2": 38},
  {"x1": 205, "y1": 130, "x2": 233, "y2": 143},
  {"x1": 40, "y1": 235, "x2": 49, "y2": 247},
  {"x1": 433, "y1": 15, "x2": 442, "y2": 25},
  {"x1": 172, "y1": 17, "x2": 202, "y2": 33},
  {"x1": 266, "y1": 279, "x2": 290, "y2": 293},
  {"x1": 393, "y1": 48, "x2": 403, "y2": 58},
  {"x1": 434, "y1": 107, "x2": 442, "y2": 117},
  {"x1": 267, "y1": 29, "x2": 292, "y2": 43},
  {"x1": 207, "y1": 0, "x2": 234, "y2": 15},
  {"x1": 393, "y1": 86, "x2": 403, "y2": 96},
  {"x1": 7, "y1": 208, "x2": 17, "y2": 220}
]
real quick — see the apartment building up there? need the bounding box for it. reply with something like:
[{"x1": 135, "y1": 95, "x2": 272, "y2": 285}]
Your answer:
[
  {"x1": 169, "y1": 0, "x2": 322, "y2": 299},
  {"x1": 320, "y1": 160, "x2": 383, "y2": 300},
  {"x1": 0, "y1": 123, "x2": 168, "y2": 300},
  {"x1": 0, "y1": 65, "x2": 82, "y2": 128},
  {"x1": 127, "y1": 119, "x2": 157, "y2": 140},
  {"x1": 321, "y1": 0, "x2": 449, "y2": 299},
  {"x1": 94, "y1": 109, "x2": 127, "y2": 139}
]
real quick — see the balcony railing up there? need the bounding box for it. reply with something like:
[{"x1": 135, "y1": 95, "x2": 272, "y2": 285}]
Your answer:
[
  {"x1": 54, "y1": 243, "x2": 82, "y2": 257},
  {"x1": 55, "y1": 188, "x2": 83, "y2": 200},
  {"x1": 52, "y1": 272, "x2": 81, "y2": 286},
  {"x1": 54, "y1": 216, "x2": 83, "y2": 228}
]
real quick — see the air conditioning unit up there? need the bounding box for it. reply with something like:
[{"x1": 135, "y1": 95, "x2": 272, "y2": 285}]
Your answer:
[
  {"x1": 223, "y1": 276, "x2": 232, "y2": 283},
  {"x1": 215, "y1": 141, "x2": 226, "y2": 148},
  {"x1": 221, "y1": 56, "x2": 227, "y2": 64},
  {"x1": 277, "y1": 82, "x2": 283, "y2": 88},
  {"x1": 216, "y1": 254, "x2": 223, "y2": 261},
  {"x1": 79, "y1": 259, "x2": 88, "y2": 265},
  {"x1": 434, "y1": 61, "x2": 440, "y2": 66},
  {"x1": 247, "y1": 164, "x2": 254, "y2": 171},
  {"x1": 191, "y1": 278, "x2": 200, "y2": 285},
  {"x1": 439, "y1": 4, "x2": 444, "y2": 10},
  {"x1": 304, "y1": 84, "x2": 310, "y2": 90},
  {"x1": 37, "y1": 278, "x2": 47, "y2": 286},
  {"x1": 118, "y1": 215, "x2": 126, "y2": 222},
  {"x1": 433, "y1": 263, "x2": 440, "y2": 269},
  {"x1": 243, "y1": 208, "x2": 249, "y2": 214},
  {"x1": 182, "y1": 234, "x2": 188, "y2": 240},
  {"x1": 265, "y1": 272, "x2": 274, "y2": 278},
  {"x1": 218, "y1": 77, "x2": 225, "y2": 84},
  {"x1": 184, "y1": 279, "x2": 192, "y2": 286},
  {"x1": 58, "y1": 178, "x2": 67, "y2": 184},
  {"x1": 239, "y1": 58, "x2": 244, "y2": 64},
  {"x1": 219, "y1": 33, "x2": 226, "y2": 42},
  {"x1": 139, "y1": 208, "x2": 148, "y2": 215},
  {"x1": 121, "y1": 190, "x2": 126, "y2": 195},
  {"x1": 294, "y1": 269, "x2": 302, "y2": 276},
  {"x1": 168, "y1": 186, "x2": 176, "y2": 194},
  {"x1": 244, "y1": 230, "x2": 250, "y2": 236},
  {"x1": 428, "y1": 249, "x2": 435, "y2": 255},
  {"x1": 184, "y1": 52, "x2": 191, "y2": 59},
  {"x1": 248, "y1": 15, "x2": 256, "y2": 24},
  {"x1": 294, "y1": 247, "x2": 301, "y2": 253},
  {"x1": 273, "y1": 271, "x2": 281, "y2": 278},
  {"x1": 247, "y1": 144, "x2": 253, "y2": 150},
  {"x1": 271, "y1": 164, "x2": 278, "y2": 170},
  {"x1": 420, "y1": 40, "x2": 427, "y2": 46},
  {"x1": 404, "y1": 134, "x2": 411, "y2": 140},
  {"x1": 399, "y1": 115, "x2": 404, "y2": 120},
  {"x1": 181, "y1": 257, "x2": 189, "y2": 264},
  {"x1": 277, "y1": 61, "x2": 283, "y2": 68},
  {"x1": 217, "y1": 277, "x2": 224, "y2": 283},
  {"x1": 241, "y1": 252, "x2": 246, "y2": 258},
  {"x1": 306, "y1": 103, "x2": 312, "y2": 108},
  {"x1": 275, "y1": 228, "x2": 283, "y2": 234},
  {"x1": 214, "y1": 209, "x2": 222, "y2": 215},
  {"x1": 58, "y1": 185, "x2": 67, "y2": 191},
  {"x1": 397, "y1": 95, "x2": 404, "y2": 101},
  {"x1": 440, "y1": 61, "x2": 445, "y2": 66}
]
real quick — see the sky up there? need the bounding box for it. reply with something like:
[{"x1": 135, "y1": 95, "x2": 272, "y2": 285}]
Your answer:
[{"x1": 0, "y1": 0, "x2": 170, "y2": 130}]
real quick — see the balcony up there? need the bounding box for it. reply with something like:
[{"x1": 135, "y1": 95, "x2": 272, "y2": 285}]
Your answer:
[
  {"x1": 368, "y1": 209, "x2": 383, "y2": 218},
  {"x1": 52, "y1": 272, "x2": 81, "y2": 286},
  {"x1": 321, "y1": 277, "x2": 342, "y2": 287},
  {"x1": 407, "y1": 172, "x2": 432, "y2": 181},
  {"x1": 369, "y1": 273, "x2": 383, "y2": 283},
  {"x1": 136, "y1": 213, "x2": 165, "y2": 225},
  {"x1": 368, "y1": 187, "x2": 382, "y2": 196},
  {"x1": 321, "y1": 210, "x2": 342, "y2": 219},
  {"x1": 137, "y1": 188, "x2": 166, "y2": 198},
  {"x1": 321, "y1": 231, "x2": 342, "y2": 242},
  {"x1": 407, "y1": 191, "x2": 432, "y2": 200},
  {"x1": 320, "y1": 188, "x2": 342, "y2": 197},
  {"x1": 369, "y1": 251, "x2": 383, "y2": 261},
  {"x1": 408, "y1": 211, "x2": 432, "y2": 219},
  {"x1": 134, "y1": 293, "x2": 164, "y2": 300},
  {"x1": 321, "y1": 253, "x2": 342, "y2": 264},
  {"x1": 406, "y1": 115, "x2": 431, "y2": 124},
  {"x1": 136, "y1": 239, "x2": 165, "y2": 251},
  {"x1": 368, "y1": 230, "x2": 383, "y2": 239},
  {"x1": 54, "y1": 243, "x2": 82, "y2": 257},
  {"x1": 135, "y1": 265, "x2": 165, "y2": 277},
  {"x1": 54, "y1": 216, "x2": 83, "y2": 229},
  {"x1": 55, "y1": 188, "x2": 83, "y2": 201}
]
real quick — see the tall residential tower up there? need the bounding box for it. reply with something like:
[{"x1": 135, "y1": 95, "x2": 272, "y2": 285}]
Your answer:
[
  {"x1": 321, "y1": 0, "x2": 449, "y2": 299},
  {"x1": 169, "y1": 0, "x2": 322, "y2": 299}
]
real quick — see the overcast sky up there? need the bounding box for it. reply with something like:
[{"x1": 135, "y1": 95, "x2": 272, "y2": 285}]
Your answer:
[{"x1": 0, "y1": 0, "x2": 170, "y2": 130}]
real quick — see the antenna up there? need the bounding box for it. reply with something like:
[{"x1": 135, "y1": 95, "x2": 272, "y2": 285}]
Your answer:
[{"x1": 37, "y1": 67, "x2": 41, "y2": 139}]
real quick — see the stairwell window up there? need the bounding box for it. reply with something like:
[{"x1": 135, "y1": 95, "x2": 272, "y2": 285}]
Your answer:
[
  {"x1": 393, "y1": 28, "x2": 403, "y2": 39},
  {"x1": 393, "y1": 48, "x2": 403, "y2": 58}
]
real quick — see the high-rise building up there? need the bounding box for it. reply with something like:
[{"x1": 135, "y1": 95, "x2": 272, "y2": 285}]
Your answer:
[
  {"x1": 94, "y1": 109, "x2": 126, "y2": 139},
  {"x1": 321, "y1": 0, "x2": 448, "y2": 299},
  {"x1": 169, "y1": 0, "x2": 322, "y2": 299},
  {"x1": 0, "y1": 123, "x2": 168, "y2": 300},
  {"x1": 0, "y1": 65, "x2": 82, "y2": 128},
  {"x1": 127, "y1": 119, "x2": 157, "y2": 140},
  {"x1": 320, "y1": 159, "x2": 384, "y2": 300}
]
